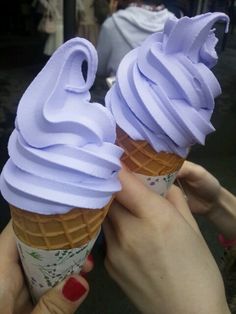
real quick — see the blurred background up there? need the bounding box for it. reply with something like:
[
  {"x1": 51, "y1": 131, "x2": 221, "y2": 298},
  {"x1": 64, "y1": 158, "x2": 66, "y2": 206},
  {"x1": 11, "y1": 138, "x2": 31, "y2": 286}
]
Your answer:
[{"x1": 0, "y1": 0, "x2": 236, "y2": 313}]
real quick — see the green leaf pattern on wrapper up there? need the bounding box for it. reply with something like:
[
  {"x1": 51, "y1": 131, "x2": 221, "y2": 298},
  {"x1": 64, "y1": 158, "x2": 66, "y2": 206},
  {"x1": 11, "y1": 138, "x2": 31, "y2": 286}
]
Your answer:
[
  {"x1": 163, "y1": 173, "x2": 176, "y2": 190},
  {"x1": 26, "y1": 251, "x2": 43, "y2": 261},
  {"x1": 15, "y1": 231, "x2": 99, "y2": 301},
  {"x1": 35, "y1": 246, "x2": 89, "y2": 287}
]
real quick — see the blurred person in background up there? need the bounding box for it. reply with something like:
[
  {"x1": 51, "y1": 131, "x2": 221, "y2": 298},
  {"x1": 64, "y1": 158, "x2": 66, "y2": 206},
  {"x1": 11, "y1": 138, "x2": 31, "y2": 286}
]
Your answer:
[
  {"x1": 96, "y1": 0, "x2": 177, "y2": 78},
  {"x1": 38, "y1": 0, "x2": 82, "y2": 56},
  {"x1": 38, "y1": 0, "x2": 63, "y2": 56},
  {"x1": 77, "y1": 0, "x2": 100, "y2": 46}
]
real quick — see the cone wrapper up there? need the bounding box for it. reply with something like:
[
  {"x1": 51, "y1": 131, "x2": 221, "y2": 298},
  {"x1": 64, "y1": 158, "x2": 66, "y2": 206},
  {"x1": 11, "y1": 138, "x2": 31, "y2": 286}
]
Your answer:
[
  {"x1": 16, "y1": 232, "x2": 98, "y2": 302},
  {"x1": 10, "y1": 203, "x2": 111, "y2": 302},
  {"x1": 117, "y1": 127, "x2": 185, "y2": 195},
  {"x1": 134, "y1": 172, "x2": 178, "y2": 196}
]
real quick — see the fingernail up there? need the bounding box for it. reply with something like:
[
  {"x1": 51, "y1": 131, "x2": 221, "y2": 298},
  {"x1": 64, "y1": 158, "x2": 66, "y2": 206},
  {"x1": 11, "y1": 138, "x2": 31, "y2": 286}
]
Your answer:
[
  {"x1": 80, "y1": 271, "x2": 87, "y2": 278},
  {"x1": 62, "y1": 277, "x2": 87, "y2": 302},
  {"x1": 87, "y1": 254, "x2": 94, "y2": 264}
]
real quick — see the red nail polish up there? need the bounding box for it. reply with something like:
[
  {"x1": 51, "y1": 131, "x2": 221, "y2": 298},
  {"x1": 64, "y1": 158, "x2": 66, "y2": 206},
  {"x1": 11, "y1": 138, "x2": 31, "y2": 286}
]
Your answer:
[
  {"x1": 87, "y1": 254, "x2": 94, "y2": 264},
  {"x1": 62, "y1": 277, "x2": 87, "y2": 302},
  {"x1": 80, "y1": 271, "x2": 87, "y2": 278}
]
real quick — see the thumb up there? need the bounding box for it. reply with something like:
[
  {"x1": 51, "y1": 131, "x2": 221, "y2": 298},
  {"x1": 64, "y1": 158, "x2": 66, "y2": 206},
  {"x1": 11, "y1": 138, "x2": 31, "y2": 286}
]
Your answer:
[
  {"x1": 116, "y1": 166, "x2": 168, "y2": 218},
  {"x1": 32, "y1": 275, "x2": 89, "y2": 314}
]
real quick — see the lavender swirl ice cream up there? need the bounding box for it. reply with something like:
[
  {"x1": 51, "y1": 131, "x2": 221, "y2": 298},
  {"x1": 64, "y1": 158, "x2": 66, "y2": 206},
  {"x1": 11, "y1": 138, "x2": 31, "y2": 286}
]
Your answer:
[
  {"x1": 106, "y1": 12, "x2": 229, "y2": 157},
  {"x1": 0, "y1": 38, "x2": 123, "y2": 214}
]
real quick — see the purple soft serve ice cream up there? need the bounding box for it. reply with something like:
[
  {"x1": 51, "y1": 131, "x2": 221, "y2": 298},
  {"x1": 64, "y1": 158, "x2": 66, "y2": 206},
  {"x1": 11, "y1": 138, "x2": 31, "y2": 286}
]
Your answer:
[
  {"x1": 0, "y1": 38, "x2": 123, "y2": 215},
  {"x1": 106, "y1": 12, "x2": 229, "y2": 157}
]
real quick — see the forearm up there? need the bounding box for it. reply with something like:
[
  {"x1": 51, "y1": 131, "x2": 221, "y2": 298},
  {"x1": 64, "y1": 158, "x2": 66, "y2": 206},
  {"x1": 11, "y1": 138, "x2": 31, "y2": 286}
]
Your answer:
[{"x1": 207, "y1": 186, "x2": 236, "y2": 239}]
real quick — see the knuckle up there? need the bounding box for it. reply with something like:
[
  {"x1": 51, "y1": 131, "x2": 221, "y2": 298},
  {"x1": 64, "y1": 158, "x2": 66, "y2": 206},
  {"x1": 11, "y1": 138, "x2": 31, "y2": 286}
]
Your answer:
[
  {"x1": 195, "y1": 164, "x2": 206, "y2": 176},
  {"x1": 115, "y1": 228, "x2": 137, "y2": 253},
  {"x1": 38, "y1": 293, "x2": 67, "y2": 314},
  {"x1": 154, "y1": 209, "x2": 175, "y2": 234}
]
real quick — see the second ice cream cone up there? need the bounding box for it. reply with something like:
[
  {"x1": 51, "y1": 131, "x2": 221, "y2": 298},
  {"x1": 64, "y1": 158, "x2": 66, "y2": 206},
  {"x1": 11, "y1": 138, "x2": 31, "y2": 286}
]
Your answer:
[
  {"x1": 117, "y1": 127, "x2": 184, "y2": 176},
  {"x1": 116, "y1": 127, "x2": 185, "y2": 194},
  {"x1": 107, "y1": 14, "x2": 229, "y2": 195}
]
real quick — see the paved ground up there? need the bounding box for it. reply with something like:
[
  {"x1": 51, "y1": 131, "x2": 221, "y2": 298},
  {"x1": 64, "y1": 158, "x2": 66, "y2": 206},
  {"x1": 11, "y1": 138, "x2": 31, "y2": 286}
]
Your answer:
[{"x1": 0, "y1": 29, "x2": 236, "y2": 313}]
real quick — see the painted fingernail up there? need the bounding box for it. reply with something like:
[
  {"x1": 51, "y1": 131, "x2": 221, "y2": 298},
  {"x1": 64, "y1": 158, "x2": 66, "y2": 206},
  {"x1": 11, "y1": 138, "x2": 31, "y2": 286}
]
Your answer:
[
  {"x1": 62, "y1": 277, "x2": 87, "y2": 302},
  {"x1": 80, "y1": 271, "x2": 87, "y2": 278},
  {"x1": 87, "y1": 254, "x2": 94, "y2": 264}
]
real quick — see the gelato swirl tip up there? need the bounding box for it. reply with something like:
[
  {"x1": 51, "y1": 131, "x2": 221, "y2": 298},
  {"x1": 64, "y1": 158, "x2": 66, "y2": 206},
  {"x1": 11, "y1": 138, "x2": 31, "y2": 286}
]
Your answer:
[
  {"x1": 106, "y1": 12, "x2": 228, "y2": 157},
  {"x1": 1, "y1": 37, "x2": 123, "y2": 214}
]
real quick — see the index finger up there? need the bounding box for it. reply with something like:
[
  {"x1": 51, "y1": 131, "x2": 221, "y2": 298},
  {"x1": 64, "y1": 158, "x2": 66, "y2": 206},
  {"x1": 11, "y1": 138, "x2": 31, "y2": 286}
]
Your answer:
[
  {"x1": 177, "y1": 161, "x2": 205, "y2": 182},
  {"x1": 166, "y1": 185, "x2": 201, "y2": 235},
  {"x1": 0, "y1": 221, "x2": 19, "y2": 263},
  {"x1": 116, "y1": 166, "x2": 171, "y2": 218}
]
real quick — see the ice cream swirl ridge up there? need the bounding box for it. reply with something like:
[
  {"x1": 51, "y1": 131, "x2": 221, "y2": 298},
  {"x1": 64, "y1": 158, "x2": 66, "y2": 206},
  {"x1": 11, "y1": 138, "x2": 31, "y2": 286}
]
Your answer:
[
  {"x1": 106, "y1": 12, "x2": 229, "y2": 157},
  {"x1": 1, "y1": 38, "x2": 123, "y2": 214}
]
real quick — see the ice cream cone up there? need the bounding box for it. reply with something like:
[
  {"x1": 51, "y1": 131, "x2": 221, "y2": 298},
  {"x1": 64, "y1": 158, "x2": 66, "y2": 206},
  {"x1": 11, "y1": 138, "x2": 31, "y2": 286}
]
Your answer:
[
  {"x1": 107, "y1": 14, "x2": 230, "y2": 192},
  {"x1": 10, "y1": 201, "x2": 112, "y2": 302},
  {"x1": 10, "y1": 201, "x2": 111, "y2": 250},
  {"x1": 0, "y1": 38, "x2": 122, "y2": 302},
  {"x1": 116, "y1": 127, "x2": 185, "y2": 195},
  {"x1": 117, "y1": 127, "x2": 184, "y2": 176}
]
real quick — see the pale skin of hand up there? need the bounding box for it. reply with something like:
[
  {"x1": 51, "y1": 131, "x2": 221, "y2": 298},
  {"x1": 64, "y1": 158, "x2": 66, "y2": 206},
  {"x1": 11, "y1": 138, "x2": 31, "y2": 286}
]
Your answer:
[
  {"x1": 0, "y1": 221, "x2": 92, "y2": 314},
  {"x1": 103, "y1": 167, "x2": 230, "y2": 314},
  {"x1": 178, "y1": 160, "x2": 236, "y2": 239},
  {"x1": 0, "y1": 222, "x2": 32, "y2": 314},
  {"x1": 177, "y1": 160, "x2": 222, "y2": 215}
]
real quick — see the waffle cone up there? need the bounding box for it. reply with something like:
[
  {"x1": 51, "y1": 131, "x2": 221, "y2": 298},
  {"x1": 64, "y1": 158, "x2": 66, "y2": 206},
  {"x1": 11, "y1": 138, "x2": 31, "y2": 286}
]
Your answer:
[
  {"x1": 10, "y1": 202, "x2": 111, "y2": 250},
  {"x1": 117, "y1": 127, "x2": 184, "y2": 176}
]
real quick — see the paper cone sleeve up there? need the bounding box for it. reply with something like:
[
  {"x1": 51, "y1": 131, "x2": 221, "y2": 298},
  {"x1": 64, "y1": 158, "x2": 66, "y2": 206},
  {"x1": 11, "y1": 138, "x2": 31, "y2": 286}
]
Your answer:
[
  {"x1": 10, "y1": 201, "x2": 111, "y2": 250},
  {"x1": 116, "y1": 127, "x2": 185, "y2": 176}
]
